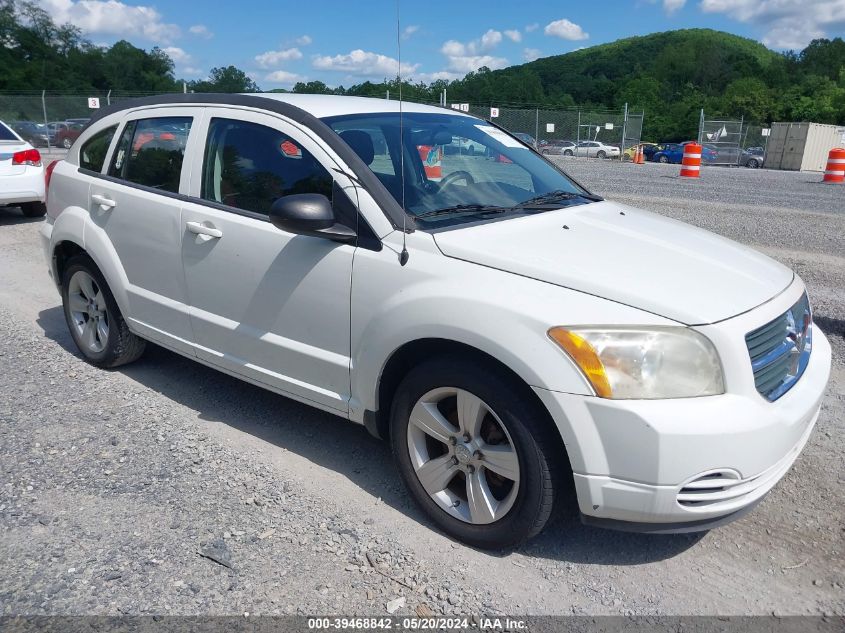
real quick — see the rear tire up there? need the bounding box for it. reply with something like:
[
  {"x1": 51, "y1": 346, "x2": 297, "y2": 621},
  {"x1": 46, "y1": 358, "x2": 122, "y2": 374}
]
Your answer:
[
  {"x1": 61, "y1": 254, "x2": 146, "y2": 368},
  {"x1": 390, "y1": 356, "x2": 565, "y2": 549},
  {"x1": 62, "y1": 138, "x2": 72, "y2": 149},
  {"x1": 563, "y1": 150, "x2": 573, "y2": 157},
  {"x1": 21, "y1": 202, "x2": 47, "y2": 217}
]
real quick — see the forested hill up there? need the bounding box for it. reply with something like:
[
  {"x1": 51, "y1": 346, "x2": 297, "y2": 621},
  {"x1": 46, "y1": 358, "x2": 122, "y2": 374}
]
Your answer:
[
  {"x1": 2, "y1": 0, "x2": 843, "y2": 141},
  {"x1": 435, "y1": 29, "x2": 845, "y2": 139}
]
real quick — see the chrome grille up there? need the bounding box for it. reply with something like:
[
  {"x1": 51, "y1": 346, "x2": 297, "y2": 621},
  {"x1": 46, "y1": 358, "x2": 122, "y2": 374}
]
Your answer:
[{"x1": 745, "y1": 293, "x2": 812, "y2": 402}]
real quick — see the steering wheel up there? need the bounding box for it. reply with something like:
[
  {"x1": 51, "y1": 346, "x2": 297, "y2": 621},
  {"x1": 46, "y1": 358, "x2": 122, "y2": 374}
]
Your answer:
[{"x1": 437, "y1": 170, "x2": 475, "y2": 192}]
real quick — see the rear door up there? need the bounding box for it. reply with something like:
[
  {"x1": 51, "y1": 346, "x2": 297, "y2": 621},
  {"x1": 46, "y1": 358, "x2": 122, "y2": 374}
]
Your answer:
[{"x1": 87, "y1": 108, "x2": 199, "y2": 354}]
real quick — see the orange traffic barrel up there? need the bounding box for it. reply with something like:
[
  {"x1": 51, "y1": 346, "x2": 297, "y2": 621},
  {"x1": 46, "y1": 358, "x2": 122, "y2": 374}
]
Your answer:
[
  {"x1": 417, "y1": 145, "x2": 442, "y2": 181},
  {"x1": 823, "y1": 148, "x2": 845, "y2": 183},
  {"x1": 680, "y1": 142, "x2": 702, "y2": 178}
]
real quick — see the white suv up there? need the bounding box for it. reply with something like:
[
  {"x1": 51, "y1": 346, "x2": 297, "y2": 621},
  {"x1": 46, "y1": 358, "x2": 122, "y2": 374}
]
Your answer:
[
  {"x1": 40, "y1": 94, "x2": 831, "y2": 549},
  {"x1": 0, "y1": 119, "x2": 46, "y2": 217}
]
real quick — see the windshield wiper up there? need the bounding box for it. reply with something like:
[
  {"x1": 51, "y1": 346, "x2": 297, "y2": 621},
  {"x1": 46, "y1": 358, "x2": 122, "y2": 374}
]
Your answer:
[
  {"x1": 415, "y1": 203, "x2": 510, "y2": 219},
  {"x1": 515, "y1": 190, "x2": 603, "y2": 208}
]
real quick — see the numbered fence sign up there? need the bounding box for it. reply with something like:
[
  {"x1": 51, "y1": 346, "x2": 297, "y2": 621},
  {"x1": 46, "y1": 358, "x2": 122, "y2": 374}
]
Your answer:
[
  {"x1": 88, "y1": 97, "x2": 100, "y2": 109},
  {"x1": 545, "y1": 123, "x2": 555, "y2": 133},
  {"x1": 490, "y1": 107, "x2": 499, "y2": 118}
]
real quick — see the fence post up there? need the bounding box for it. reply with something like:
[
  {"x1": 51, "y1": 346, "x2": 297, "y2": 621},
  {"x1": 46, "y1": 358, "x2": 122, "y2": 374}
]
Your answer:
[
  {"x1": 698, "y1": 109, "x2": 705, "y2": 144},
  {"x1": 534, "y1": 108, "x2": 539, "y2": 145},
  {"x1": 576, "y1": 110, "x2": 581, "y2": 145},
  {"x1": 41, "y1": 89, "x2": 51, "y2": 150},
  {"x1": 621, "y1": 102, "x2": 628, "y2": 161},
  {"x1": 106, "y1": 89, "x2": 111, "y2": 106}
]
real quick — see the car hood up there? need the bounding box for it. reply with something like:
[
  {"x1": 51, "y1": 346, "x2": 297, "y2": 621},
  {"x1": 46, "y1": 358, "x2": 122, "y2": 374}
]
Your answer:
[{"x1": 431, "y1": 200, "x2": 794, "y2": 325}]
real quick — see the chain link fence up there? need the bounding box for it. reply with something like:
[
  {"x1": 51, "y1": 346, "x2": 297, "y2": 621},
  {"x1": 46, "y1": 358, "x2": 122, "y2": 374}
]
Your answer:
[
  {"x1": 697, "y1": 111, "x2": 769, "y2": 167},
  {"x1": 446, "y1": 103, "x2": 643, "y2": 157},
  {"x1": 0, "y1": 91, "x2": 644, "y2": 159}
]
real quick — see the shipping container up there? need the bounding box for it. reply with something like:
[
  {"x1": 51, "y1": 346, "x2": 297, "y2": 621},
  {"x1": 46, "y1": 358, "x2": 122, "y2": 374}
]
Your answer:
[{"x1": 766, "y1": 122, "x2": 845, "y2": 171}]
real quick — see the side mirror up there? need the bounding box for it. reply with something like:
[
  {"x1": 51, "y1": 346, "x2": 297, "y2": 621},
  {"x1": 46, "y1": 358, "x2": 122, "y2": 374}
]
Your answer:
[{"x1": 268, "y1": 194, "x2": 356, "y2": 243}]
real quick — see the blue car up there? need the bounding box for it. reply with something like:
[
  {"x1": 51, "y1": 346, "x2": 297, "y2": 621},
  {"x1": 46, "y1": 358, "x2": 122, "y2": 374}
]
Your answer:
[{"x1": 651, "y1": 142, "x2": 717, "y2": 164}]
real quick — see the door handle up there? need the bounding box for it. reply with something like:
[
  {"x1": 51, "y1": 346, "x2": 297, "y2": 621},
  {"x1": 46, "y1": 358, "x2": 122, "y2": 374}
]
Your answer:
[
  {"x1": 91, "y1": 193, "x2": 116, "y2": 210},
  {"x1": 186, "y1": 221, "x2": 223, "y2": 238}
]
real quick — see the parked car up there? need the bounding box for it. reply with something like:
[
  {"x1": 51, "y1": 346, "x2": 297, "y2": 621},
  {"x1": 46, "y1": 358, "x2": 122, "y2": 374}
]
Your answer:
[
  {"x1": 46, "y1": 121, "x2": 70, "y2": 144},
  {"x1": 56, "y1": 123, "x2": 85, "y2": 149},
  {"x1": 540, "y1": 139, "x2": 576, "y2": 156},
  {"x1": 622, "y1": 142, "x2": 658, "y2": 161},
  {"x1": 652, "y1": 143, "x2": 717, "y2": 164},
  {"x1": 574, "y1": 140, "x2": 620, "y2": 159},
  {"x1": 10, "y1": 121, "x2": 49, "y2": 147},
  {"x1": 65, "y1": 117, "x2": 90, "y2": 126},
  {"x1": 41, "y1": 94, "x2": 831, "y2": 549},
  {"x1": 742, "y1": 147, "x2": 765, "y2": 168},
  {"x1": 0, "y1": 119, "x2": 46, "y2": 216}
]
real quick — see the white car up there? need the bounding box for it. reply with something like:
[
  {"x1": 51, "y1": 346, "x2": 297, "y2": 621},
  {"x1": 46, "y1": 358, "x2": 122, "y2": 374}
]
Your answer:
[
  {"x1": 574, "y1": 140, "x2": 620, "y2": 159},
  {"x1": 0, "y1": 120, "x2": 46, "y2": 217},
  {"x1": 40, "y1": 95, "x2": 831, "y2": 549}
]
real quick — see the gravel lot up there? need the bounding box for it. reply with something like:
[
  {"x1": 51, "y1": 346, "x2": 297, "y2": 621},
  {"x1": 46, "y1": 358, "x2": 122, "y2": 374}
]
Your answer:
[{"x1": 1, "y1": 159, "x2": 843, "y2": 618}]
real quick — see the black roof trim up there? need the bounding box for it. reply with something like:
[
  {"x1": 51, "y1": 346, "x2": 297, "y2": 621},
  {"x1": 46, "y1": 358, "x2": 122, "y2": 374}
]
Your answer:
[{"x1": 87, "y1": 93, "x2": 411, "y2": 231}]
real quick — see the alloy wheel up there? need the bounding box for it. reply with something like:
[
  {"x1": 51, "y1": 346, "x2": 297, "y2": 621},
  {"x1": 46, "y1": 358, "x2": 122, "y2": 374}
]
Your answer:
[
  {"x1": 67, "y1": 270, "x2": 109, "y2": 353},
  {"x1": 406, "y1": 387, "x2": 520, "y2": 525}
]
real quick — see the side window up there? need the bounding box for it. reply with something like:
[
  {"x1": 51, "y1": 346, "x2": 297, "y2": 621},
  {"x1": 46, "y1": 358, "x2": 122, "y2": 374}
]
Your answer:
[
  {"x1": 108, "y1": 117, "x2": 192, "y2": 193},
  {"x1": 79, "y1": 125, "x2": 117, "y2": 172},
  {"x1": 201, "y1": 118, "x2": 333, "y2": 215}
]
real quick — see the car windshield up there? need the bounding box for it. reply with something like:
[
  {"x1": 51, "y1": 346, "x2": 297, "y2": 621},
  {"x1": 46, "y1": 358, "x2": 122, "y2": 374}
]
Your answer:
[{"x1": 322, "y1": 111, "x2": 593, "y2": 226}]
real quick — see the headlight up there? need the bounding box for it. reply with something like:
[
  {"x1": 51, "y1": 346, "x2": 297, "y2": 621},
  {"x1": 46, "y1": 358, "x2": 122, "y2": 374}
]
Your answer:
[{"x1": 548, "y1": 326, "x2": 724, "y2": 399}]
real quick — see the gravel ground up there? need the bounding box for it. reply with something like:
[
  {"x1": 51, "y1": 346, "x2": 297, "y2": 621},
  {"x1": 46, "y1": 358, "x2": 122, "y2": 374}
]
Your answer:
[{"x1": 1, "y1": 160, "x2": 843, "y2": 617}]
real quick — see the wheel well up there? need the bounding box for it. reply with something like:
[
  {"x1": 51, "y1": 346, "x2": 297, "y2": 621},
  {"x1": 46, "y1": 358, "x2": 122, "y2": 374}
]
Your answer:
[
  {"x1": 373, "y1": 339, "x2": 565, "y2": 454},
  {"x1": 53, "y1": 240, "x2": 86, "y2": 286}
]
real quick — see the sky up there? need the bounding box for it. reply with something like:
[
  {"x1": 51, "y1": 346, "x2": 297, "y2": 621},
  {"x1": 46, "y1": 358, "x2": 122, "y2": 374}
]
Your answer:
[{"x1": 36, "y1": 0, "x2": 845, "y2": 89}]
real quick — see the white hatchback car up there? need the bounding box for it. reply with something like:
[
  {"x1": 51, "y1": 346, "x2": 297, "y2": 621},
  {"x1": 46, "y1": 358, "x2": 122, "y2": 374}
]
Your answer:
[
  {"x1": 40, "y1": 94, "x2": 831, "y2": 548},
  {"x1": 0, "y1": 120, "x2": 46, "y2": 217}
]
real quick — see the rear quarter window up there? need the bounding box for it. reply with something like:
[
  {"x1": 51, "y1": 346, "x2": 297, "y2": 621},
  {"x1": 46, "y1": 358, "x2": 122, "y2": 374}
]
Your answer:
[
  {"x1": 0, "y1": 122, "x2": 18, "y2": 141},
  {"x1": 79, "y1": 125, "x2": 117, "y2": 172}
]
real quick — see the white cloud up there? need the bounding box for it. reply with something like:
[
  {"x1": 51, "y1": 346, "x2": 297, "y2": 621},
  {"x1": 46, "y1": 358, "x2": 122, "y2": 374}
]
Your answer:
[
  {"x1": 504, "y1": 29, "x2": 522, "y2": 42},
  {"x1": 162, "y1": 46, "x2": 191, "y2": 64},
  {"x1": 181, "y1": 66, "x2": 204, "y2": 78},
  {"x1": 525, "y1": 23, "x2": 539, "y2": 32},
  {"x1": 412, "y1": 70, "x2": 463, "y2": 83},
  {"x1": 663, "y1": 0, "x2": 686, "y2": 13},
  {"x1": 188, "y1": 24, "x2": 213, "y2": 39},
  {"x1": 523, "y1": 47, "x2": 542, "y2": 62},
  {"x1": 543, "y1": 18, "x2": 589, "y2": 41},
  {"x1": 440, "y1": 29, "x2": 508, "y2": 72},
  {"x1": 402, "y1": 25, "x2": 419, "y2": 40},
  {"x1": 312, "y1": 49, "x2": 419, "y2": 77},
  {"x1": 254, "y1": 47, "x2": 303, "y2": 68},
  {"x1": 295, "y1": 34, "x2": 312, "y2": 46},
  {"x1": 264, "y1": 70, "x2": 304, "y2": 85},
  {"x1": 700, "y1": 0, "x2": 845, "y2": 49},
  {"x1": 36, "y1": 0, "x2": 181, "y2": 43}
]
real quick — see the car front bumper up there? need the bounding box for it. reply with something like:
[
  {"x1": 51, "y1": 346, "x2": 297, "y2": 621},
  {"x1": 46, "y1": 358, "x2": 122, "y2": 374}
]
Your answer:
[{"x1": 533, "y1": 325, "x2": 831, "y2": 531}]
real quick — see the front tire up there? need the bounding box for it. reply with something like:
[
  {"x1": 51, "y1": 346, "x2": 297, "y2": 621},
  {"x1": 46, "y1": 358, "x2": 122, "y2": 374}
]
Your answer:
[
  {"x1": 21, "y1": 202, "x2": 47, "y2": 217},
  {"x1": 61, "y1": 255, "x2": 146, "y2": 368},
  {"x1": 746, "y1": 158, "x2": 760, "y2": 168},
  {"x1": 597, "y1": 150, "x2": 606, "y2": 159},
  {"x1": 658, "y1": 155, "x2": 669, "y2": 163},
  {"x1": 390, "y1": 357, "x2": 563, "y2": 549}
]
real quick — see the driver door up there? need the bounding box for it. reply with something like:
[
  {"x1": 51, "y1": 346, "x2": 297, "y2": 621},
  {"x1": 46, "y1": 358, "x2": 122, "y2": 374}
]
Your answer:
[{"x1": 180, "y1": 108, "x2": 356, "y2": 414}]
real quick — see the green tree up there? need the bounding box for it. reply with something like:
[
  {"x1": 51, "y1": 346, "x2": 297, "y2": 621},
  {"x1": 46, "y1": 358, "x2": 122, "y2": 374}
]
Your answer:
[{"x1": 190, "y1": 66, "x2": 260, "y2": 93}]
